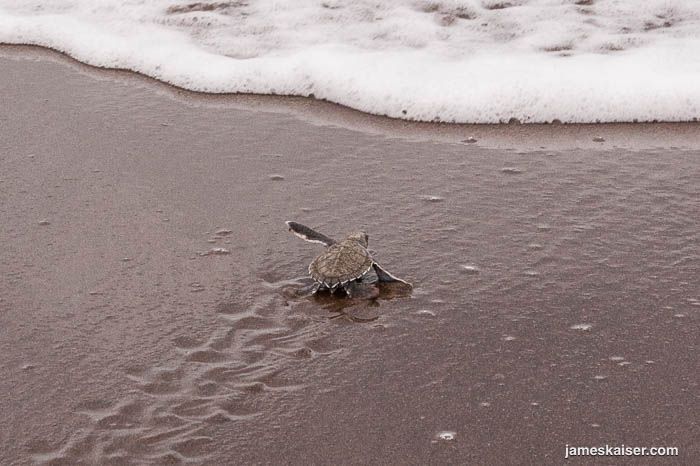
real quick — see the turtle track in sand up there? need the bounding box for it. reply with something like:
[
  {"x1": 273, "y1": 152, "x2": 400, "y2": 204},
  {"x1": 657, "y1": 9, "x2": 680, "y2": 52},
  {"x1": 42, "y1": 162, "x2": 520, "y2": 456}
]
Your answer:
[{"x1": 30, "y1": 275, "x2": 348, "y2": 464}]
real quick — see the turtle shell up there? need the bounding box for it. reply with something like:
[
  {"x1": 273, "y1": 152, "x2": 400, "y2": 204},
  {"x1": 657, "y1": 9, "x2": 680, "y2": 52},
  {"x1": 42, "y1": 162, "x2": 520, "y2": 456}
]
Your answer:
[{"x1": 309, "y1": 239, "x2": 373, "y2": 289}]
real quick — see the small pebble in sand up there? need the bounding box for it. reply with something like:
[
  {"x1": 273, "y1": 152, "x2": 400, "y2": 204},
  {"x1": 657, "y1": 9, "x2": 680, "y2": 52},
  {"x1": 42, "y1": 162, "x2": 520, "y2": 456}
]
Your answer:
[
  {"x1": 215, "y1": 228, "x2": 233, "y2": 236},
  {"x1": 570, "y1": 323, "x2": 592, "y2": 331},
  {"x1": 294, "y1": 347, "x2": 313, "y2": 358},
  {"x1": 461, "y1": 265, "x2": 480, "y2": 274},
  {"x1": 594, "y1": 375, "x2": 607, "y2": 380},
  {"x1": 420, "y1": 195, "x2": 444, "y2": 202},
  {"x1": 501, "y1": 167, "x2": 523, "y2": 174},
  {"x1": 415, "y1": 310, "x2": 436, "y2": 317},
  {"x1": 22, "y1": 364, "x2": 36, "y2": 370},
  {"x1": 190, "y1": 282, "x2": 205, "y2": 292},
  {"x1": 462, "y1": 137, "x2": 478, "y2": 144},
  {"x1": 593, "y1": 136, "x2": 605, "y2": 142},
  {"x1": 199, "y1": 248, "x2": 231, "y2": 256},
  {"x1": 38, "y1": 219, "x2": 50, "y2": 226},
  {"x1": 269, "y1": 174, "x2": 285, "y2": 181},
  {"x1": 436, "y1": 431, "x2": 456, "y2": 442}
]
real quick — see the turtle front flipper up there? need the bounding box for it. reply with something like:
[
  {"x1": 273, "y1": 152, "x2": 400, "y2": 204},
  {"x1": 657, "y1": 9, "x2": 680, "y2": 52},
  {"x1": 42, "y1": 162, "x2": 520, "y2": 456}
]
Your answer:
[
  {"x1": 286, "y1": 221, "x2": 336, "y2": 246},
  {"x1": 345, "y1": 281, "x2": 380, "y2": 299},
  {"x1": 295, "y1": 282, "x2": 321, "y2": 297},
  {"x1": 373, "y1": 263, "x2": 411, "y2": 286}
]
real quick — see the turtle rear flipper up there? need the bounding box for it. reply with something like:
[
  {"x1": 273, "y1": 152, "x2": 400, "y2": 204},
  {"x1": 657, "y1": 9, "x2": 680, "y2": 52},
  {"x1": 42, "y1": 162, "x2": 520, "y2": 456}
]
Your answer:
[
  {"x1": 373, "y1": 263, "x2": 411, "y2": 286},
  {"x1": 286, "y1": 221, "x2": 336, "y2": 246},
  {"x1": 345, "y1": 281, "x2": 380, "y2": 299}
]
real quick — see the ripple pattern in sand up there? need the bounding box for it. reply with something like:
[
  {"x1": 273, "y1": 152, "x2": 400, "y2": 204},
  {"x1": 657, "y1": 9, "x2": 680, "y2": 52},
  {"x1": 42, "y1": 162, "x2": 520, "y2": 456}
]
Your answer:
[{"x1": 33, "y1": 280, "x2": 343, "y2": 464}]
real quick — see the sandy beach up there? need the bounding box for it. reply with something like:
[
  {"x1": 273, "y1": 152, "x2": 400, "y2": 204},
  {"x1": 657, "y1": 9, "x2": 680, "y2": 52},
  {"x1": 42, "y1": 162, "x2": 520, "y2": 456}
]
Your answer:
[{"x1": 1, "y1": 47, "x2": 699, "y2": 465}]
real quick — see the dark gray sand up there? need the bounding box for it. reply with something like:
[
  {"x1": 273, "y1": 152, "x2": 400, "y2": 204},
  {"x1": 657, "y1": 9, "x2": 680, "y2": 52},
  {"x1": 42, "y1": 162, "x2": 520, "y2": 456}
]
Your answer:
[{"x1": 1, "y1": 48, "x2": 699, "y2": 465}]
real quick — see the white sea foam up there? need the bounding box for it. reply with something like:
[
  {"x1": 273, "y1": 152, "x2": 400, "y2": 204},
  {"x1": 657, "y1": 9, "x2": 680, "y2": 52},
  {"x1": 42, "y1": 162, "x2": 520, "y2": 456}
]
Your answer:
[{"x1": 2, "y1": 0, "x2": 700, "y2": 123}]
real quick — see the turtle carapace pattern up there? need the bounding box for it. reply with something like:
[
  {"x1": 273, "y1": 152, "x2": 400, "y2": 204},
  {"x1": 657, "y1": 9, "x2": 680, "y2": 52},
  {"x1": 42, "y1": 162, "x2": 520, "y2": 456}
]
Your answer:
[
  {"x1": 286, "y1": 221, "x2": 411, "y2": 298},
  {"x1": 309, "y1": 237, "x2": 373, "y2": 289}
]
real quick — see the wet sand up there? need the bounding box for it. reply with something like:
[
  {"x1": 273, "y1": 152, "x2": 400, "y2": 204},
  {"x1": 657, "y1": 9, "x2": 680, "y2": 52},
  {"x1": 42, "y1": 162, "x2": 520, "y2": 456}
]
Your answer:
[{"x1": 1, "y1": 47, "x2": 699, "y2": 465}]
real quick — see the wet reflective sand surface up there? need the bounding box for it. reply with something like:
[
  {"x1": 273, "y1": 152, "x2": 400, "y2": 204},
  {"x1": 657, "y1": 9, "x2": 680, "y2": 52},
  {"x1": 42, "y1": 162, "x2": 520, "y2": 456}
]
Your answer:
[{"x1": 1, "y1": 51, "x2": 699, "y2": 464}]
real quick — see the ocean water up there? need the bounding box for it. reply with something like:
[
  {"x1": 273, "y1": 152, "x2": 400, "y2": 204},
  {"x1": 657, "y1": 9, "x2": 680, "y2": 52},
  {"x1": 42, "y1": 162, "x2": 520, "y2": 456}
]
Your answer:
[{"x1": 2, "y1": 0, "x2": 700, "y2": 123}]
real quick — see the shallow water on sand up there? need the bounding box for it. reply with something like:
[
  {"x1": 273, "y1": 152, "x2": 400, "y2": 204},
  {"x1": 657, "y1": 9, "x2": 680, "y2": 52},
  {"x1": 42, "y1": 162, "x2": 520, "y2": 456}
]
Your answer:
[{"x1": 1, "y1": 54, "x2": 699, "y2": 464}]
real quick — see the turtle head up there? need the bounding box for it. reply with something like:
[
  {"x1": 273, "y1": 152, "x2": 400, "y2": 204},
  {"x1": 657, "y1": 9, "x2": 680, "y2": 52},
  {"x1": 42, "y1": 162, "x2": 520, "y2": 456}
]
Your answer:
[{"x1": 347, "y1": 231, "x2": 369, "y2": 247}]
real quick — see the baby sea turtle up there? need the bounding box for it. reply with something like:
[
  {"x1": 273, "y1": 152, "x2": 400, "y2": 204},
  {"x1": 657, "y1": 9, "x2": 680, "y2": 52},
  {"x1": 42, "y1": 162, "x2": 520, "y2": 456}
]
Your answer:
[{"x1": 286, "y1": 221, "x2": 411, "y2": 298}]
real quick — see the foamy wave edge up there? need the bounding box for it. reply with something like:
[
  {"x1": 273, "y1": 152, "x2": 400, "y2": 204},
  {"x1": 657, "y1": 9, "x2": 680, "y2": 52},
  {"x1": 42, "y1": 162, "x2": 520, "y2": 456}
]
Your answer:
[{"x1": 2, "y1": 11, "x2": 700, "y2": 124}]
